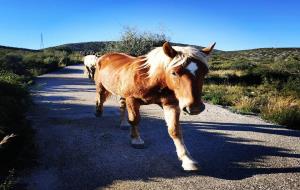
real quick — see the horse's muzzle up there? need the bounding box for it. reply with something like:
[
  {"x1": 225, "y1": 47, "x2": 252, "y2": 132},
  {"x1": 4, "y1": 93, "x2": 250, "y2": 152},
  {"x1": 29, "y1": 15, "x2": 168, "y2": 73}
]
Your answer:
[{"x1": 182, "y1": 104, "x2": 205, "y2": 115}]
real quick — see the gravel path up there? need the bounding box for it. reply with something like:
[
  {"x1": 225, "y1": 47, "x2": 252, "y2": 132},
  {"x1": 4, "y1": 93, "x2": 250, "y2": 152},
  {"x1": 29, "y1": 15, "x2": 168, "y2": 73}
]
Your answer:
[{"x1": 20, "y1": 65, "x2": 300, "y2": 190}]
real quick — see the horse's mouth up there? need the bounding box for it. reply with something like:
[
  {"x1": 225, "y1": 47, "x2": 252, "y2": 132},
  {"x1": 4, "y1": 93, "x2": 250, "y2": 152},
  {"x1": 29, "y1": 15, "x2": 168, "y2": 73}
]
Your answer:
[
  {"x1": 182, "y1": 107, "x2": 201, "y2": 115},
  {"x1": 182, "y1": 104, "x2": 205, "y2": 115},
  {"x1": 183, "y1": 111, "x2": 199, "y2": 115}
]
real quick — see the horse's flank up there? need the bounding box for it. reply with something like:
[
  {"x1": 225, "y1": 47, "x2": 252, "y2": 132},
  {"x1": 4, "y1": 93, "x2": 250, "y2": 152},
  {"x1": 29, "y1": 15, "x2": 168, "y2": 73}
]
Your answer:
[{"x1": 95, "y1": 52, "x2": 167, "y2": 104}]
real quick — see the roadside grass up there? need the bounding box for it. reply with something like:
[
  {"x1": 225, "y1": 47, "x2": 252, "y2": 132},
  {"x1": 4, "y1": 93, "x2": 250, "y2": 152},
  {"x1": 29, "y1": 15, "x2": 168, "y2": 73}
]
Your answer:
[
  {"x1": 261, "y1": 96, "x2": 300, "y2": 129},
  {"x1": 203, "y1": 83, "x2": 300, "y2": 129},
  {"x1": 203, "y1": 49, "x2": 300, "y2": 129}
]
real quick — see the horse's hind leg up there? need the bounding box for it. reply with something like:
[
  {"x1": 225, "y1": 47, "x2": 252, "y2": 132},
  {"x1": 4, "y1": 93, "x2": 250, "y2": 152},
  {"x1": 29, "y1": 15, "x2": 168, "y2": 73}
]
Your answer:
[
  {"x1": 119, "y1": 97, "x2": 130, "y2": 130},
  {"x1": 86, "y1": 66, "x2": 92, "y2": 79},
  {"x1": 95, "y1": 83, "x2": 110, "y2": 117},
  {"x1": 91, "y1": 66, "x2": 96, "y2": 80},
  {"x1": 84, "y1": 66, "x2": 89, "y2": 76},
  {"x1": 126, "y1": 98, "x2": 144, "y2": 148}
]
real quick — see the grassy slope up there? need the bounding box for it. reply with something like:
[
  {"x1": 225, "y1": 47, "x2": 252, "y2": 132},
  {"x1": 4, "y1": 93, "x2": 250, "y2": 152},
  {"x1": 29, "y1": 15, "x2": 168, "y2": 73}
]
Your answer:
[
  {"x1": 205, "y1": 48, "x2": 300, "y2": 129},
  {"x1": 46, "y1": 41, "x2": 216, "y2": 53}
]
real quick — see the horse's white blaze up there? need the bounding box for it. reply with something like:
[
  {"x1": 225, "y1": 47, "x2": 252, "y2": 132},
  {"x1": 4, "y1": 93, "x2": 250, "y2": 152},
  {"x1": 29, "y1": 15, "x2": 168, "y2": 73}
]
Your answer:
[{"x1": 186, "y1": 62, "x2": 198, "y2": 76}]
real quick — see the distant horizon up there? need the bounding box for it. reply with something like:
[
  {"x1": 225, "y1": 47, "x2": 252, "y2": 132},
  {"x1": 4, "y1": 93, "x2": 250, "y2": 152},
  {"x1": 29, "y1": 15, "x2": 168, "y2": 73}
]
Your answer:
[
  {"x1": 2, "y1": 40, "x2": 300, "y2": 52},
  {"x1": 1, "y1": 0, "x2": 300, "y2": 51}
]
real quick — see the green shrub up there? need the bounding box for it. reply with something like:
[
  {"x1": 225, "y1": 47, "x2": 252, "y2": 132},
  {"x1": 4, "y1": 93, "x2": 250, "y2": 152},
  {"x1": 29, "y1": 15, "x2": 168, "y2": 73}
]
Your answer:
[
  {"x1": 262, "y1": 107, "x2": 300, "y2": 129},
  {"x1": 0, "y1": 47, "x2": 82, "y2": 182},
  {"x1": 203, "y1": 85, "x2": 237, "y2": 106},
  {"x1": 108, "y1": 27, "x2": 167, "y2": 56},
  {"x1": 0, "y1": 54, "x2": 27, "y2": 75},
  {"x1": 0, "y1": 77, "x2": 33, "y2": 180},
  {"x1": 283, "y1": 77, "x2": 300, "y2": 97}
]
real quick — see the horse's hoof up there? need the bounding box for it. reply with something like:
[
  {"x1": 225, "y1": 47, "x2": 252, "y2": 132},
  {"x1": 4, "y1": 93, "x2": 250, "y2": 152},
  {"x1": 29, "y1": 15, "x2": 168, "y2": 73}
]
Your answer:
[
  {"x1": 95, "y1": 112, "x2": 102, "y2": 117},
  {"x1": 182, "y1": 161, "x2": 200, "y2": 172},
  {"x1": 131, "y1": 138, "x2": 145, "y2": 149},
  {"x1": 120, "y1": 121, "x2": 130, "y2": 130}
]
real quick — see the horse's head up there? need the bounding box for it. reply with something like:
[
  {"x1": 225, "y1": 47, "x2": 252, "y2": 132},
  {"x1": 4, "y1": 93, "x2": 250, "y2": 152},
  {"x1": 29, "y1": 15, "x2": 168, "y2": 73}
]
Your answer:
[{"x1": 163, "y1": 42, "x2": 215, "y2": 115}]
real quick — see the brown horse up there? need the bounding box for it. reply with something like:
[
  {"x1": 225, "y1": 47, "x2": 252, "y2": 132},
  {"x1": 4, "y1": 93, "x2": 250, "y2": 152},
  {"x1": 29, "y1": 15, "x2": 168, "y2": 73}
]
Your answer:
[{"x1": 94, "y1": 42, "x2": 215, "y2": 171}]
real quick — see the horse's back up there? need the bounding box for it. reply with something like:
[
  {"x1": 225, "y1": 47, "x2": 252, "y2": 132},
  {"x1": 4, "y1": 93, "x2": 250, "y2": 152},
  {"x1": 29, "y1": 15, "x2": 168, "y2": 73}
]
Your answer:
[
  {"x1": 98, "y1": 53, "x2": 138, "y2": 69},
  {"x1": 96, "y1": 53, "x2": 145, "y2": 96},
  {"x1": 84, "y1": 55, "x2": 98, "y2": 67}
]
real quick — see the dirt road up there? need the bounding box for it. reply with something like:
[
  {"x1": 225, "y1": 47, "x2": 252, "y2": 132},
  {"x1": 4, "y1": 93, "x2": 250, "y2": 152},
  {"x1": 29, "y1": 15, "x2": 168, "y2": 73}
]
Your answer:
[{"x1": 20, "y1": 65, "x2": 300, "y2": 190}]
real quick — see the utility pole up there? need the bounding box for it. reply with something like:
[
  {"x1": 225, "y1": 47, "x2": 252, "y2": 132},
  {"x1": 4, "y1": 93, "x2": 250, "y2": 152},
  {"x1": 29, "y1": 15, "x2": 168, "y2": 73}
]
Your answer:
[{"x1": 40, "y1": 32, "x2": 44, "y2": 49}]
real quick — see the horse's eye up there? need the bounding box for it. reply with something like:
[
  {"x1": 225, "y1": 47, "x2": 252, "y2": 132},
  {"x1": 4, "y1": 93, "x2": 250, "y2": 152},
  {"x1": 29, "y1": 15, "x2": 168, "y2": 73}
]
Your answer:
[{"x1": 171, "y1": 71, "x2": 177, "y2": 77}]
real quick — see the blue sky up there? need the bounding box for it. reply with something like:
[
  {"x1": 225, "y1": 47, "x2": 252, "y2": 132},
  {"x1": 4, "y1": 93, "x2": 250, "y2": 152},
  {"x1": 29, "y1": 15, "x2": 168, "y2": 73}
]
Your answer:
[{"x1": 0, "y1": 0, "x2": 299, "y2": 50}]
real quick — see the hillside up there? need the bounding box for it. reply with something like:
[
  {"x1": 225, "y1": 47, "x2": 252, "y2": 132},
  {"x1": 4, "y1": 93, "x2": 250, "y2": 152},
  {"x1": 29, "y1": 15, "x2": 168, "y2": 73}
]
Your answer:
[
  {"x1": 205, "y1": 47, "x2": 300, "y2": 129},
  {"x1": 209, "y1": 47, "x2": 300, "y2": 83},
  {"x1": 47, "y1": 41, "x2": 116, "y2": 53},
  {"x1": 0, "y1": 45, "x2": 39, "y2": 53},
  {"x1": 46, "y1": 41, "x2": 211, "y2": 53}
]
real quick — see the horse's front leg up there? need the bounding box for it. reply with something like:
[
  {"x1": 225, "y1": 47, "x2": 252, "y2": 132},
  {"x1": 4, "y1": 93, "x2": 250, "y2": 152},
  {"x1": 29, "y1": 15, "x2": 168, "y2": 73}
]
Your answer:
[
  {"x1": 84, "y1": 65, "x2": 89, "y2": 76},
  {"x1": 126, "y1": 98, "x2": 144, "y2": 148},
  {"x1": 91, "y1": 66, "x2": 96, "y2": 80},
  {"x1": 85, "y1": 66, "x2": 92, "y2": 79},
  {"x1": 163, "y1": 105, "x2": 199, "y2": 171}
]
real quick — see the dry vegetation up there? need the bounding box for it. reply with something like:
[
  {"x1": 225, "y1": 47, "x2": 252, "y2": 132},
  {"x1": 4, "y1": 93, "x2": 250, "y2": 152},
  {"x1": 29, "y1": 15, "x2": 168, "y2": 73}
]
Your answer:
[{"x1": 205, "y1": 49, "x2": 300, "y2": 129}]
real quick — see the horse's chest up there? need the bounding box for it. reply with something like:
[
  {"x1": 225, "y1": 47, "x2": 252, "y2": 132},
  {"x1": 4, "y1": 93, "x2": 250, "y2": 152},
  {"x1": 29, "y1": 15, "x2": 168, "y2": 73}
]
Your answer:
[{"x1": 137, "y1": 87, "x2": 177, "y2": 105}]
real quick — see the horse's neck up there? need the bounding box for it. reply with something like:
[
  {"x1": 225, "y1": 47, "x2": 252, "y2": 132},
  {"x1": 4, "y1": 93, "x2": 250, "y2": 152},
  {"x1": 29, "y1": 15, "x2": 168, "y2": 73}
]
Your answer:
[
  {"x1": 142, "y1": 68, "x2": 167, "y2": 91},
  {"x1": 132, "y1": 57, "x2": 167, "y2": 92}
]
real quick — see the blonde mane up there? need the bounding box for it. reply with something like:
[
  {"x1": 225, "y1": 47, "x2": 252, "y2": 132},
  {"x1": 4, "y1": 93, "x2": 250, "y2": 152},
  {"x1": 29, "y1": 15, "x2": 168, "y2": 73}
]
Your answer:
[{"x1": 142, "y1": 46, "x2": 209, "y2": 77}]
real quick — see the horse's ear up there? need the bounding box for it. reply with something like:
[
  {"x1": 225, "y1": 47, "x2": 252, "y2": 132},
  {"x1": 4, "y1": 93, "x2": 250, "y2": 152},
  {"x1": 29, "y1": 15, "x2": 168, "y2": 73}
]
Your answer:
[
  {"x1": 163, "y1": 42, "x2": 177, "y2": 58},
  {"x1": 202, "y1": 42, "x2": 216, "y2": 55}
]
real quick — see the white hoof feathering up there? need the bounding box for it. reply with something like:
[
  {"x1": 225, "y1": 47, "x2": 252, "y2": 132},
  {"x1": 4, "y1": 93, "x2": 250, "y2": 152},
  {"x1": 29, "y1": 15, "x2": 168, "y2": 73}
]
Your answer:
[
  {"x1": 182, "y1": 157, "x2": 199, "y2": 171},
  {"x1": 131, "y1": 137, "x2": 144, "y2": 145}
]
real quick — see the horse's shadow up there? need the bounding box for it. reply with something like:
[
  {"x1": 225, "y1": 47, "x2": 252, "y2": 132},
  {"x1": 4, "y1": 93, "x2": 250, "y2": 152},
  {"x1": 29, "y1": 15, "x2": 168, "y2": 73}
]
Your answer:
[
  {"x1": 29, "y1": 101, "x2": 300, "y2": 189},
  {"x1": 180, "y1": 121, "x2": 300, "y2": 180}
]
